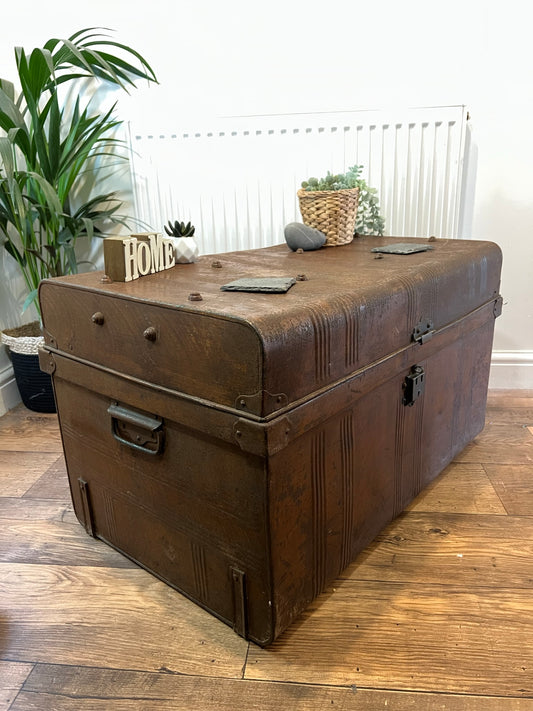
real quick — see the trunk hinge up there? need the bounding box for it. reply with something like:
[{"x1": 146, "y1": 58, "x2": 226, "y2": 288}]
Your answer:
[
  {"x1": 493, "y1": 296, "x2": 503, "y2": 318},
  {"x1": 412, "y1": 320, "x2": 435, "y2": 345},
  {"x1": 38, "y1": 347, "x2": 56, "y2": 375}
]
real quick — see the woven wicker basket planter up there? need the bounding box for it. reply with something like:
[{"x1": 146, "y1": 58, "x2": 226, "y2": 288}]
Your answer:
[
  {"x1": 1, "y1": 321, "x2": 44, "y2": 354},
  {"x1": 1, "y1": 322, "x2": 56, "y2": 413},
  {"x1": 297, "y1": 187, "x2": 360, "y2": 246}
]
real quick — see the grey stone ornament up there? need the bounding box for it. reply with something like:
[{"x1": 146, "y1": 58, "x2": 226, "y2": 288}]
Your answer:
[{"x1": 284, "y1": 222, "x2": 326, "y2": 251}]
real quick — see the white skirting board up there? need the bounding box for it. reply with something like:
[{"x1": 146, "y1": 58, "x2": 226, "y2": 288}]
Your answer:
[
  {"x1": 0, "y1": 364, "x2": 21, "y2": 417},
  {"x1": 489, "y1": 351, "x2": 533, "y2": 390}
]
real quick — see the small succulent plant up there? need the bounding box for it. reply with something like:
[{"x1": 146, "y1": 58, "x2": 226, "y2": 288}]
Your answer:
[
  {"x1": 301, "y1": 165, "x2": 362, "y2": 192},
  {"x1": 164, "y1": 220, "x2": 196, "y2": 238}
]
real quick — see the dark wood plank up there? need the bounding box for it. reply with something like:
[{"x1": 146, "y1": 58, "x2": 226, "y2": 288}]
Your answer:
[
  {"x1": 0, "y1": 563, "x2": 248, "y2": 677},
  {"x1": 487, "y1": 390, "x2": 533, "y2": 409},
  {"x1": 0, "y1": 406, "x2": 62, "y2": 453},
  {"x1": 0, "y1": 497, "x2": 73, "y2": 522},
  {"x1": 406, "y1": 462, "x2": 507, "y2": 514},
  {"x1": 245, "y1": 581, "x2": 533, "y2": 696},
  {"x1": 0, "y1": 452, "x2": 60, "y2": 497},
  {"x1": 0, "y1": 518, "x2": 137, "y2": 567},
  {"x1": 485, "y1": 409, "x2": 533, "y2": 424},
  {"x1": 455, "y1": 422, "x2": 533, "y2": 464},
  {"x1": 343, "y1": 511, "x2": 533, "y2": 588},
  {"x1": 11, "y1": 663, "x2": 533, "y2": 711},
  {"x1": 23, "y1": 456, "x2": 69, "y2": 500},
  {"x1": 485, "y1": 464, "x2": 533, "y2": 516},
  {"x1": 0, "y1": 661, "x2": 33, "y2": 711}
]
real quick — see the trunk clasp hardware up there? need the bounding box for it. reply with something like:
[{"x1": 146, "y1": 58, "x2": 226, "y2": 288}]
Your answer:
[{"x1": 402, "y1": 366, "x2": 425, "y2": 407}]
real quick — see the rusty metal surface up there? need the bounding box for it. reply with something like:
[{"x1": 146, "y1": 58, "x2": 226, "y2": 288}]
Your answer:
[{"x1": 38, "y1": 236, "x2": 503, "y2": 645}]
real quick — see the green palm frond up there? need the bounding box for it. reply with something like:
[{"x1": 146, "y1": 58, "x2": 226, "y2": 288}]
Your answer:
[{"x1": 0, "y1": 28, "x2": 158, "y2": 315}]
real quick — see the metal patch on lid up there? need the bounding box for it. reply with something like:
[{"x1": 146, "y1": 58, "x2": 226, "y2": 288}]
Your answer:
[
  {"x1": 220, "y1": 277, "x2": 296, "y2": 293},
  {"x1": 371, "y1": 243, "x2": 434, "y2": 255}
]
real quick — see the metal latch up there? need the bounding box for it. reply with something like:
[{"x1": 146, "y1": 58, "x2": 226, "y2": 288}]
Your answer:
[
  {"x1": 402, "y1": 366, "x2": 425, "y2": 407},
  {"x1": 412, "y1": 320, "x2": 435, "y2": 344}
]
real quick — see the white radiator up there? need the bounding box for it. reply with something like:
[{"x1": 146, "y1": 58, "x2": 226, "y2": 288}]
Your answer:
[{"x1": 128, "y1": 106, "x2": 471, "y2": 255}]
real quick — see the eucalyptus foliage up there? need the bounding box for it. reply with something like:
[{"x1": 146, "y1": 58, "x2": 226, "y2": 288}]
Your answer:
[
  {"x1": 0, "y1": 28, "x2": 157, "y2": 314},
  {"x1": 301, "y1": 165, "x2": 385, "y2": 236}
]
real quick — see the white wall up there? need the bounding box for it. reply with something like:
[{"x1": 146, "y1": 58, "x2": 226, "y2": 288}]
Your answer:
[{"x1": 1, "y1": 0, "x2": 532, "y2": 412}]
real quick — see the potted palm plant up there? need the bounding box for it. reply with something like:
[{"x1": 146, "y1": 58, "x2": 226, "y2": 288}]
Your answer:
[{"x1": 0, "y1": 27, "x2": 157, "y2": 411}]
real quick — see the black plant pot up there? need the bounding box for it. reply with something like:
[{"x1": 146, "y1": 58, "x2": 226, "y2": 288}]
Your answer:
[{"x1": 10, "y1": 350, "x2": 56, "y2": 413}]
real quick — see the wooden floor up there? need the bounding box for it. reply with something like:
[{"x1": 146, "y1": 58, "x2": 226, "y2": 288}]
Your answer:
[{"x1": 1, "y1": 391, "x2": 532, "y2": 710}]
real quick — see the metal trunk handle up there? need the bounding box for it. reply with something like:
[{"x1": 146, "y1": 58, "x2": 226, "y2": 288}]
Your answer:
[{"x1": 107, "y1": 403, "x2": 165, "y2": 455}]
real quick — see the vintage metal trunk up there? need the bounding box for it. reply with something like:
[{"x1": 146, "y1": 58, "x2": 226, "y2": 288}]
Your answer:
[{"x1": 38, "y1": 236, "x2": 502, "y2": 646}]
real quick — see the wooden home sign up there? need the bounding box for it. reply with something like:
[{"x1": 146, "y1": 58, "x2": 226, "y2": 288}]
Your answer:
[{"x1": 103, "y1": 233, "x2": 176, "y2": 282}]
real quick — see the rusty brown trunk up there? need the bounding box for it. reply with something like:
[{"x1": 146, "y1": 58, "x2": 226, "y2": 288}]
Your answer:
[{"x1": 38, "y1": 236, "x2": 503, "y2": 645}]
